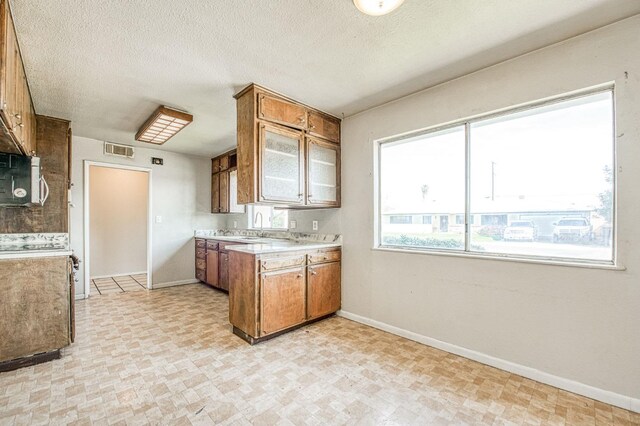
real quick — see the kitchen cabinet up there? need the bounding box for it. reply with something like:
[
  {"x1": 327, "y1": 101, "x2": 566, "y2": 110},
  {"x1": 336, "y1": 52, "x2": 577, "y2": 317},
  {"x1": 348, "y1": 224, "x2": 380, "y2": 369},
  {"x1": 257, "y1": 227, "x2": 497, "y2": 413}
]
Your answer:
[
  {"x1": 259, "y1": 121, "x2": 304, "y2": 205},
  {"x1": 307, "y1": 261, "x2": 341, "y2": 319},
  {"x1": 261, "y1": 267, "x2": 306, "y2": 335},
  {"x1": 211, "y1": 149, "x2": 245, "y2": 214},
  {"x1": 206, "y1": 247, "x2": 219, "y2": 287},
  {"x1": 234, "y1": 83, "x2": 341, "y2": 208},
  {"x1": 229, "y1": 247, "x2": 341, "y2": 344},
  {"x1": 306, "y1": 136, "x2": 340, "y2": 207},
  {"x1": 0, "y1": 256, "x2": 71, "y2": 367},
  {"x1": 0, "y1": 0, "x2": 36, "y2": 156},
  {"x1": 195, "y1": 238, "x2": 249, "y2": 291}
]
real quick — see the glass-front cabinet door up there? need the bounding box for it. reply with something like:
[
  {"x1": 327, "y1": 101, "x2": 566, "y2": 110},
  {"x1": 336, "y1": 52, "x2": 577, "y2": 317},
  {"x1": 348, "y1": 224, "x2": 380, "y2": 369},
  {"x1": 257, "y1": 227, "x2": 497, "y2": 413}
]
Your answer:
[
  {"x1": 306, "y1": 136, "x2": 340, "y2": 207},
  {"x1": 258, "y1": 122, "x2": 304, "y2": 204}
]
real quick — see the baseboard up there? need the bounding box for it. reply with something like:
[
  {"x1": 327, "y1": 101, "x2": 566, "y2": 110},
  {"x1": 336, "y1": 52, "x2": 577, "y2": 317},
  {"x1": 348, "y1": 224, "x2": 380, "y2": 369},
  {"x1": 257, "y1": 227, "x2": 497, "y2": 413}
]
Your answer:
[
  {"x1": 337, "y1": 310, "x2": 640, "y2": 413},
  {"x1": 152, "y1": 278, "x2": 200, "y2": 289},
  {"x1": 90, "y1": 271, "x2": 147, "y2": 279}
]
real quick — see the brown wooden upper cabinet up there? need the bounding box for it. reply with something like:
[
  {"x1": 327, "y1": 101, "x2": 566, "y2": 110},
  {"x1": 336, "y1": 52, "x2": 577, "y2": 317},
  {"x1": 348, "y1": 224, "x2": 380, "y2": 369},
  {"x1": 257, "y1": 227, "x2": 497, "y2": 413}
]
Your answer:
[
  {"x1": 235, "y1": 83, "x2": 341, "y2": 208},
  {"x1": 211, "y1": 149, "x2": 245, "y2": 214},
  {"x1": 0, "y1": 0, "x2": 36, "y2": 155}
]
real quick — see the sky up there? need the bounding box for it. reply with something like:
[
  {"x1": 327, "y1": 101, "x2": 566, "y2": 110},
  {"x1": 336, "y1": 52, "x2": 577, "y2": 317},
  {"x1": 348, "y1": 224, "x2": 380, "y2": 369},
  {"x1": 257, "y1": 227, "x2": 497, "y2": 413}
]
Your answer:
[{"x1": 380, "y1": 91, "x2": 614, "y2": 214}]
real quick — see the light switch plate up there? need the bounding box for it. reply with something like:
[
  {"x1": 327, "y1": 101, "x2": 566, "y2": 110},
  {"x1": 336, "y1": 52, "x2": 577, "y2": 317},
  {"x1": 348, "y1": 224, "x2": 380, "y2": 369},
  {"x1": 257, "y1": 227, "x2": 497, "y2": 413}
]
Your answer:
[
  {"x1": 290, "y1": 220, "x2": 297, "y2": 229},
  {"x1": 155, "y1": 216, "x2": 162, "y2": 223},
  {"x1": 312, "y1": 220, "x2": 318, "y2": 231}
]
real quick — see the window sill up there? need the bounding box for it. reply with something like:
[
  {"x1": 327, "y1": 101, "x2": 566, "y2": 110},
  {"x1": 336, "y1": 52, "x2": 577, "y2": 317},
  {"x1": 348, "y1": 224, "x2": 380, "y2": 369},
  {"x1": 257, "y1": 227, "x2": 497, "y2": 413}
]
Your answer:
[{"x1": 373, "y1": 245, "x2": 625, "y2": 271}]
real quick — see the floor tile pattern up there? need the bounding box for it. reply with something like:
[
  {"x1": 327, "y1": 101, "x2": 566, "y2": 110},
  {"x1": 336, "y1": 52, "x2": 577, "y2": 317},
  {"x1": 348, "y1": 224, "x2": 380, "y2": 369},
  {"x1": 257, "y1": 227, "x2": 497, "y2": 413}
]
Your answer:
[
  {"x1": 0, "y1": 284, "x2": 638, "y2": 425},
  {"x1": 90, "y1": 274, "x2": 147, "y2": 296}
]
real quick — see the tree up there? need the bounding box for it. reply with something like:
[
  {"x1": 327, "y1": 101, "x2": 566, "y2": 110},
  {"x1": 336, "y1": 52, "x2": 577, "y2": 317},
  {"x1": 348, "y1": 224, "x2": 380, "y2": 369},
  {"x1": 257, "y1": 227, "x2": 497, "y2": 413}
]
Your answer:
[{"x1": 597, "y1": 165, "x2": 613, "y2": 223}]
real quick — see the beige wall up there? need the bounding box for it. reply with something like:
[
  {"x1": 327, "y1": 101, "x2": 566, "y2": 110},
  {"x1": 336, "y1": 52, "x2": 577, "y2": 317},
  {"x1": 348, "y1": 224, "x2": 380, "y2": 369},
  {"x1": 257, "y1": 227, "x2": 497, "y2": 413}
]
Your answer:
[
  {"x1": 89, "y1": 166, "x2": 148, "y2": 278},
  {"x1": 340, "y1": 16, "x2": 640, "y2": 408}
]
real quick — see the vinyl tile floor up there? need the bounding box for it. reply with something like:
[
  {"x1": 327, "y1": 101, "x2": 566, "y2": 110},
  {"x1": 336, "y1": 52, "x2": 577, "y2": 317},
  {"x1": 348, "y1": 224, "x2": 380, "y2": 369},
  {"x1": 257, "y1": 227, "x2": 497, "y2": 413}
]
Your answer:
[
  {"x1": 0, "y1": 284, "x2": 638, "y2": 425},
  {"x1": 90, "y1": 274, "x2": 148, "y2": 296}
]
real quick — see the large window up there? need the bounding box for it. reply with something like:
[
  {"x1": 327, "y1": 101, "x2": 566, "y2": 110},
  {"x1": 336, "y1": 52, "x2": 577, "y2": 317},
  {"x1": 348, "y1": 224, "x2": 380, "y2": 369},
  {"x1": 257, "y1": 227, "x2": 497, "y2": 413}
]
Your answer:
[{"x1": 378, "y1": 89, "x2": 615, "y2": 264}]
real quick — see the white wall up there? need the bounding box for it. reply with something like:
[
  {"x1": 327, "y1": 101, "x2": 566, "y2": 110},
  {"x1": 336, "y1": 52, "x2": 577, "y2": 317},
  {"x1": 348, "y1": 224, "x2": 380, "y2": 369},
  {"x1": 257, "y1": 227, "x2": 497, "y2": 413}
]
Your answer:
[
  {"x1": 89, "y1": 166, "x2": 148, "y2": 277},
  {"x1": 71, "y1": 136, "x2": 225, "y2": 296},
  {"x1": 340, "y1": 16, "x2": 640, "y2": 409}
]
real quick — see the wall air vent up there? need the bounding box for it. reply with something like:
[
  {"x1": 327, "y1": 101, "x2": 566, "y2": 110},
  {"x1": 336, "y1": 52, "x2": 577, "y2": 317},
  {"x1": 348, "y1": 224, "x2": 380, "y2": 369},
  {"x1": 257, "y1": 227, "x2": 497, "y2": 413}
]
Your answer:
[{"x1": 104, "y1": 142, "x2": 135, "y2": 159}]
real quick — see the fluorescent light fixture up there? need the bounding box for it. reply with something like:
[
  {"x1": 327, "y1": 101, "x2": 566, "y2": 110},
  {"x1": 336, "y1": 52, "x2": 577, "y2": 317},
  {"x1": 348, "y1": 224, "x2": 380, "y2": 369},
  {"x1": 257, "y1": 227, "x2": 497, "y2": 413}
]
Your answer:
[
  {"x1": 353, "y1": 0, "x2": 405, "y2": 16},
  {"x1": 135, "y1": 106, "x2": 193, "y2": 145}
]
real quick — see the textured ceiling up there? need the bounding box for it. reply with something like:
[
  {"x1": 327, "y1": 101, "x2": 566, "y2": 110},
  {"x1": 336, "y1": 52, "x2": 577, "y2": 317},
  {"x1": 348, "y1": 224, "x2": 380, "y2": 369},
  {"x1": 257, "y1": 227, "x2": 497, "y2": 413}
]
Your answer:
[{"x1": 11, "y1": 0, "x2": 640, "y2": 157}]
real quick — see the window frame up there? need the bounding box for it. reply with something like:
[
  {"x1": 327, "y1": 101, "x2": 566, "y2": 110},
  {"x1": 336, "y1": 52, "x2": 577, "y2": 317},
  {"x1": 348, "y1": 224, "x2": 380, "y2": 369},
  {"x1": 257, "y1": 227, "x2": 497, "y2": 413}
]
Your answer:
[
  {"x1": 247, "y1": 205, "x2": 289, "y2": 230},
  {"x1": 374, "y1": 85, "x2": 618, "y2": 267}
]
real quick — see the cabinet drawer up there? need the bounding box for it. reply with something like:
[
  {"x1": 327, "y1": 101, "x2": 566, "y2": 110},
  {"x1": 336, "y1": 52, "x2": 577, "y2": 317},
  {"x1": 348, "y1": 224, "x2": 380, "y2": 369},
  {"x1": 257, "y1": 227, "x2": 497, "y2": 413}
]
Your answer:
[
  {"x1": 196, "y1": 268, "x2": 206, "y2": 282},
  {"x1": 308, "y1": 110, "x2": 340, "y2": 144},
  {"x1": 206, "y1": 241, "x2": 219, "y2": 250},
  {"x1": 195, "y1": 258, "x2": 206, "y2": 270},
  {"x1": 258, "y1": 93, "x2": 307, "y2": 130},
  {"x1": 260, "y1": 255, "x2": 306, "y2": 272},
  {"x1": 307, "y1": 249, "x2": 341, "y2": 264},
  {"x1": 196, "y1": 239, "x2": 206, "y2": 248},
  {"x1": 196, "y1": 248, "x2": 206, "y2": 259}
]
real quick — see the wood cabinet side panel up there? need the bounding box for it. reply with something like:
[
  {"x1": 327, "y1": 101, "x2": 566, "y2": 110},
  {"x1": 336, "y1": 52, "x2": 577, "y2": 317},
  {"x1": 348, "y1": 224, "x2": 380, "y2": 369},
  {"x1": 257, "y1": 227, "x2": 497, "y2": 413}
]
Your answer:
[
  {"x1": 0, "y1": 257, "x2": 70, "y2": 362},
  {"x1": 236, "y1": 90, "x2": 256, "y2": 204},
  {"x1": 219, "y1": 171, "x2": 229, "y2": 213},
  {"x1": 229, "y1": 251, "x2": 258, "y2": 337}
]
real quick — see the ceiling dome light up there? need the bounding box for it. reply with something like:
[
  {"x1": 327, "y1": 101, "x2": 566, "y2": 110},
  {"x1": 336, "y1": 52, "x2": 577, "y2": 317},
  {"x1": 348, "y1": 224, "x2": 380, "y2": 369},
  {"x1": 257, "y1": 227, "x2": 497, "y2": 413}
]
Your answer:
[{"x1": 353, "y1": 0, "x2": 405, "y2": 16}]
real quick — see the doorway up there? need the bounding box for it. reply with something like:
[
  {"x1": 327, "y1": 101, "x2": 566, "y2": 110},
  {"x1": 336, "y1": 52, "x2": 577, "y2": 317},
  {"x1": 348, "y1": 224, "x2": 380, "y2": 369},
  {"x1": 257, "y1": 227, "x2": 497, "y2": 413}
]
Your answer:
[
  {"x1": 439, "y1": 215, "x2": 449, "y2": 233},
  {"x1": 84, "y1": 162, "x2": 152, "y2": 297}
]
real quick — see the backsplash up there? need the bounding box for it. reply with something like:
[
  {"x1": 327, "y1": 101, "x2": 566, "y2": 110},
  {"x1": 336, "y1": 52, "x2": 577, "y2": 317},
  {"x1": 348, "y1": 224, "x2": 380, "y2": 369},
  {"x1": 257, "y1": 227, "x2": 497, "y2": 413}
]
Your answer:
[
  {"x1": 0, "y1": 233, "x2": 69, "y2": 250},
  {"x1": 194, "y1": 229, "x2": 341, "y2": 243}
]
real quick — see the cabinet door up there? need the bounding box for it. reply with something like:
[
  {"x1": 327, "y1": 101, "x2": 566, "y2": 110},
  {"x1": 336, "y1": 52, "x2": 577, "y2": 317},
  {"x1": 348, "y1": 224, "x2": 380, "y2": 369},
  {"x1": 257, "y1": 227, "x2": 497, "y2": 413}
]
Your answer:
[
  {"x1": 219, "y1": 171, "x2": 229, "y2": 213},
  {"x1": 258, "y1": 93, "x2": 307, "y2": 130},
  {"x1": 206, "y1": 250, "x2": 219, "y2": 286},
  {"x1": 259, "y1": 122, "x2": 304, "y2": 204},
  {"x1": 218, "y1": 251, "x2": 229, "y2": 291},
  {"x1": 308, "y1": 111, "x2": 340, "y2": 144},
  {"x1": 219, "y1": 154, "x2": 229, "y2": 172},
  {"x1": 307, "y1": 262, "x2": 341, "y2": 320},
  {"x1": 306, "y1": 137, "x2": 340, "y2": 207},
  {"x1": 211, "y1": 172, "x2": 220, "y2": 213},
  {"x1": 212, "y1": 157, "x2": 220, "y2": 173},
  {"x1": 1, "y1": 10, "x2": 17, "y2": 134},
  {"x1": 229, "y1": 169, "x2": 245, "y2": 213},
  {"x1": 260, "y1": 267, "x2": 306, "y2": 336}
]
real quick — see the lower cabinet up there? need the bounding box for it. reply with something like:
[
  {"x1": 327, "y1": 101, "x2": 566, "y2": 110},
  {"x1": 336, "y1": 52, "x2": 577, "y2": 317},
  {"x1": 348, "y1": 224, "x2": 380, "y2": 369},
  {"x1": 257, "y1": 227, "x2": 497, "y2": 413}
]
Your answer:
[
  {"x1": 218, "y1": 251, "x2": 230, "y2": 291},
  {"x1": 307, "y1": 261, "x2": 341, "y2": 320},
  {"x1": 206, "y1": 249, "x2": 219, "y2": 287},
  {"x1": 229, "y1": 247, "x2": 341, "y2": 344},
  {"x1": 195, "y1": 238, "x2": 245, "y2": 292},
  {"x1": 260, "y1": 267, "x2": 307, "y2": 336}
]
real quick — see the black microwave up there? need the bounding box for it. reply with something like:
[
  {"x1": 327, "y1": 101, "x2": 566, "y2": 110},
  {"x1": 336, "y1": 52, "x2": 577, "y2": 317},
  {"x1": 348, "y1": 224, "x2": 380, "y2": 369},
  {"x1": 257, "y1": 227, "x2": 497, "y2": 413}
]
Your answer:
[{"x1": 0, "y1": 152, "x2": 49, "y2": 206}]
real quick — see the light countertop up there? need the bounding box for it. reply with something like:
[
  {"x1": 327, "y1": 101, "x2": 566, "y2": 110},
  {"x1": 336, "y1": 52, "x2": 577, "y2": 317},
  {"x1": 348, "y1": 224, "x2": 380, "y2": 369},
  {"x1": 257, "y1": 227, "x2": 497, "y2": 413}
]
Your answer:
[
  {"x1": 224, "y1": 240, "x2": 341, "y2": 255},
  {"x1": 0, "y1": 249, "x2": 73, "y2": 260}
]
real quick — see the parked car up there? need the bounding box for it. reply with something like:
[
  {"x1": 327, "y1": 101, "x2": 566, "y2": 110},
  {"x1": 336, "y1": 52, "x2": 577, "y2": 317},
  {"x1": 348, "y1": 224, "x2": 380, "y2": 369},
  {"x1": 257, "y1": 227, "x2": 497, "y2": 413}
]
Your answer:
[
  {"x1": 552, "y1": 218, "x2": 592, "y2": 243},
  {"x1": 503, "y1": 221, "x2": 537, "y2": 241}
]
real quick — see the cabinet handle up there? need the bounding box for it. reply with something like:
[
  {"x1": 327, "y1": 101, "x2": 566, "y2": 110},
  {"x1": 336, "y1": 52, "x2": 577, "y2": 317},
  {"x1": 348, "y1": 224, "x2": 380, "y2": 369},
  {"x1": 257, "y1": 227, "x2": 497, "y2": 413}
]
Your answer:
[
  {"x1": 310, "y1": 270, "x2": 317, "y2": 276},
  {"x1": 296, "y1": 274, "x2": 303, "y2": 278},
  {"x1": 309, "y1": 125, "x2": 316, "y2": 130},
  {"x1": 298, "y1": 116, "x2": 305, "y2": 123},
  {"x1": 14, "y1": 114, "x2": 21, "y2": 119},
  {"x1": 18, "y1": 123, "x2": 23, "y2": 128}
]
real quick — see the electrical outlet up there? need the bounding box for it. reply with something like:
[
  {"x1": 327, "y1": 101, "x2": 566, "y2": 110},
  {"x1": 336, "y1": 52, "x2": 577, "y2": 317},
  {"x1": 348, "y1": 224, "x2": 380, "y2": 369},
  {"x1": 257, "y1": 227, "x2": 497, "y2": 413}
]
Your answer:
[
  {"x1": 290, "y1": 220, "x2": 297, "y2": 229},
  {"x1": 312, "y1": 220, "x2": 318, "y2": 231},
  {"x1": 233, "y1": 220, "x2": 238, "y2": 229}
]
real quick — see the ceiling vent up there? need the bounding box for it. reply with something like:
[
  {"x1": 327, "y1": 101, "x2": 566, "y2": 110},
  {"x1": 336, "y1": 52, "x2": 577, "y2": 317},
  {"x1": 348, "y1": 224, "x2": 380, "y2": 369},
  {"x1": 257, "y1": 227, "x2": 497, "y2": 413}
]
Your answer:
[{"x1": 104, "y1": 142, "x2": 135, "y2": 159}]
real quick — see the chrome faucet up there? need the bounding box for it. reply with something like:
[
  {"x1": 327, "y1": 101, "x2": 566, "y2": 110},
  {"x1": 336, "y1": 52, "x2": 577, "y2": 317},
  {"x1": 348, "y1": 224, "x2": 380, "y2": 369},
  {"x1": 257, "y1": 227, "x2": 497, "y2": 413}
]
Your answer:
[{"x1": 254, "y1": 211, "x2": 264, "y2": 236}]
